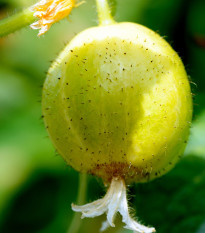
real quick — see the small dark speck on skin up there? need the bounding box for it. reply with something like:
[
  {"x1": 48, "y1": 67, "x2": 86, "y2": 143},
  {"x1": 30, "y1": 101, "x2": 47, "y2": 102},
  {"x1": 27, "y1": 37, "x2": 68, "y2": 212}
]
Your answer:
[
  {"x1": 124, "y1": 53, "x2": 127, "y2": 55},
  {"x1": 70, "y1": 50, "x2": 73, "y2": 52},
  {"x1": 66, "y1": 83, "x2": 68, "y2": 85},
  {"x1": 58, "y1": 77, "x2": 61, "y2": 80},
  {"x1": 65, "y1": 62, "x2": 67, "y2": 64}
]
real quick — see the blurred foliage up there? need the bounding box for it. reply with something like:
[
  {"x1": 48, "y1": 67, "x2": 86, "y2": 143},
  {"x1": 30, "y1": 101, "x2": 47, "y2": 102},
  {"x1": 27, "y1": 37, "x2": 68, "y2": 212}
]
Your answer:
[
  {"x1": 108, "y1": 0, "x2": 117, "y2": 16},
  {"x1": 0, "y1": 0, "x2": 204, "y2": 233}
]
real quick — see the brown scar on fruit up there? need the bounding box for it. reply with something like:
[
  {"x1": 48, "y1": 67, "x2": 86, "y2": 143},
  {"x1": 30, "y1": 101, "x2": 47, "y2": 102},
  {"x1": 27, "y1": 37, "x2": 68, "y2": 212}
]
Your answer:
[{"x1": 90, "y1": 162, "x2": 153, "y2": 184}]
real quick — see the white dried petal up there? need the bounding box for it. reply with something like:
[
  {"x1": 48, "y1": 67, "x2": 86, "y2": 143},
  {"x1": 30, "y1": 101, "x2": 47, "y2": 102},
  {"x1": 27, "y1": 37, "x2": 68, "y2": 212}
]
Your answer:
[{"x1": 72, "y1": 177, "x2": 156, "y2": 233}]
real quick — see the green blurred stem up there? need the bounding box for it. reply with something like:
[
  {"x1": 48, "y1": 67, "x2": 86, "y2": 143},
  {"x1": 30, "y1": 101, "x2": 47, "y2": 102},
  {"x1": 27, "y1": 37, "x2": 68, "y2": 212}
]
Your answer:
[
  {"x1": 96, "y1": 0, "x2": 115, "y2": 26},
  {"x1": 67, "y1": 173, "x2": 87, "y2": 233},
  {"x1": 0, "y1": 8, "x2": 36, "y2": 37}
]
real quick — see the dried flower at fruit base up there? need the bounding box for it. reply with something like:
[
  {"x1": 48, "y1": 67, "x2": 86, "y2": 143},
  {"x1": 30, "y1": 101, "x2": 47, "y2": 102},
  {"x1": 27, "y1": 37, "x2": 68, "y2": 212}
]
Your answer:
[
  {"x1": 30, "y1": 0, "x2": 84, "y2": 36},
  {"x1": 72, "y1": 177, "x2": 156, "y2": 233}
]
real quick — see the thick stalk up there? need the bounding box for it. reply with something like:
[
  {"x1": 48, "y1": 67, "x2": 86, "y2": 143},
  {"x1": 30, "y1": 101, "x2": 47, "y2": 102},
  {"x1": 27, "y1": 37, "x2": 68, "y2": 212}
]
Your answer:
[
  {"x1": 95, "y1": 0, "x2": 115, "y2": 26},
  {"x1": 67, "y1": 173, "x2": 87, "y2": 233},
  {"x1": 0, "y1": 8, "x2": 36, "y2": 37}
]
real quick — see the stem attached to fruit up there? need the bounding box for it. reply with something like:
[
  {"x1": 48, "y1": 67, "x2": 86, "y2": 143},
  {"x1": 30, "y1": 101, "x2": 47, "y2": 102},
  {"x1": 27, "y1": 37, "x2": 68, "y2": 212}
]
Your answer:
[
  {"x1": 0, "y1": 8, "x2": 36, "y2": 37},
  {"x1": 96, "y1": 0, "x2": 115, "y2": 26},
  {"x1": 67, "y1": 173, "x2": 87, "y2": 233}
]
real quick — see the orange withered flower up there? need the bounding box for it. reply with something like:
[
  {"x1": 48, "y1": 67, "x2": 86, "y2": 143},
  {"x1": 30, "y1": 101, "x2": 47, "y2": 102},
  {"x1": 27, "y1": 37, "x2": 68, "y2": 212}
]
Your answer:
[{"x1": 30, "y1": 0, "x2": 83, "y2": 36}]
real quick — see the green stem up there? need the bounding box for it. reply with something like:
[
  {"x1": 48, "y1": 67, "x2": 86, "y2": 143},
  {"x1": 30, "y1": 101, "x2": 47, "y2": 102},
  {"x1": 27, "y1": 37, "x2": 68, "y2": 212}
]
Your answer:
[
  {"x1": 0, "y1": 8, "x2": 36, "y2": 37},
  {"x1": 96, "y1": 0, "x2": 115, "y2": 26},
  {"x1": 67, "y1": 173, "x2": 87, "y2": 233}
]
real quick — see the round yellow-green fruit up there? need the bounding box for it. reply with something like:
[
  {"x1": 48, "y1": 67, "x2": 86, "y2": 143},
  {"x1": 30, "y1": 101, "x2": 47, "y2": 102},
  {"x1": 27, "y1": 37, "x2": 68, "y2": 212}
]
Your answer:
[{"x1": 42, "y1": 22, "x2": 192, "y2": 183}]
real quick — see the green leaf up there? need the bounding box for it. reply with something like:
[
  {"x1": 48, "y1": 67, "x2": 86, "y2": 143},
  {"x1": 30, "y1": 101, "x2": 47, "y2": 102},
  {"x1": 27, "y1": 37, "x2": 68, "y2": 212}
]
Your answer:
[
  {"x1": 133, "y1": 156, "x2": 205, "y2": 233},
  {"x1": 184, "y1": 92, "x2": 205, "y2": 158}
]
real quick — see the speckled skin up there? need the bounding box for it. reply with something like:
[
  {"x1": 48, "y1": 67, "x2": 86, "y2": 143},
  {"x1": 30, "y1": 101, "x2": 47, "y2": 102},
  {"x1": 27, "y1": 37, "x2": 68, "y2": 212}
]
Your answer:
[{"x1": 42, "y1": 22, "x2": 192, "y2": 183}]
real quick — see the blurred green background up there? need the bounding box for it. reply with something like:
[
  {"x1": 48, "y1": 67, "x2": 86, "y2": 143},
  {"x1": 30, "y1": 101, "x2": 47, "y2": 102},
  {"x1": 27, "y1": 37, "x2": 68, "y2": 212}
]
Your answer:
[{"x1": 0, "y1": 0, "x2": 205, "y2": 233}]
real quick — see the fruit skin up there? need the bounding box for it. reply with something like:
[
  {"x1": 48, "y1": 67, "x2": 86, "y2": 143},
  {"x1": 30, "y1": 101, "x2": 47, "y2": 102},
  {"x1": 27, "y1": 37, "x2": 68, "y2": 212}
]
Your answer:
[{"x1": 42, "y1": 22, "x2": 192, "y2": 184}]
